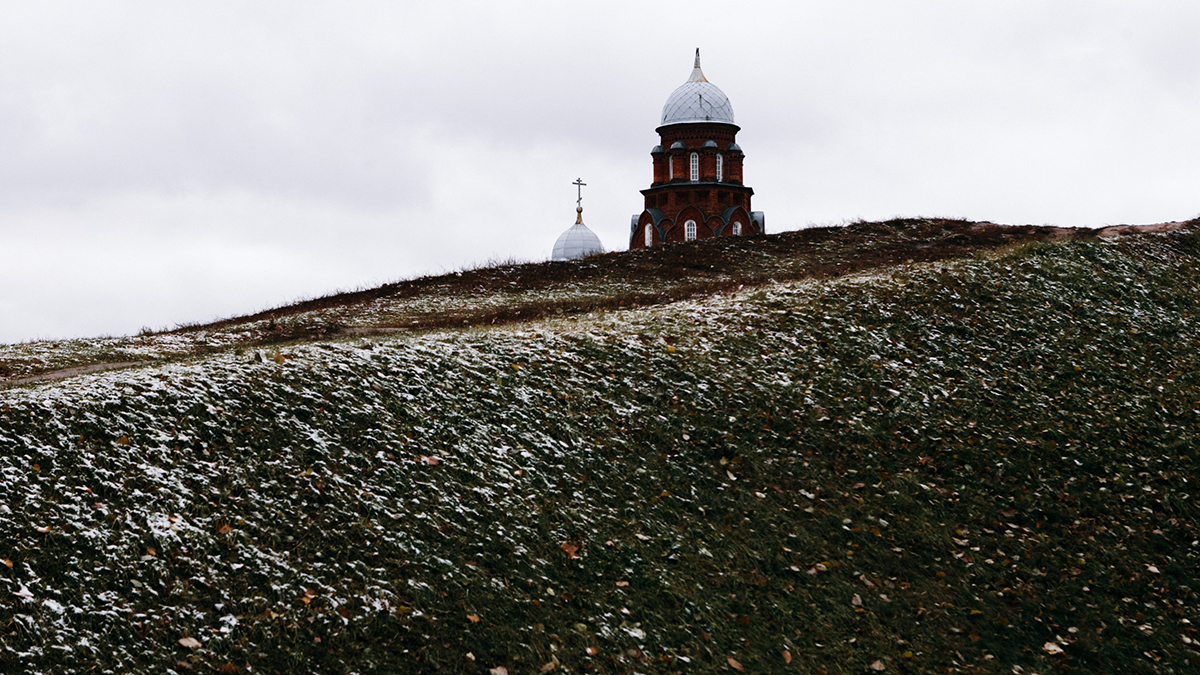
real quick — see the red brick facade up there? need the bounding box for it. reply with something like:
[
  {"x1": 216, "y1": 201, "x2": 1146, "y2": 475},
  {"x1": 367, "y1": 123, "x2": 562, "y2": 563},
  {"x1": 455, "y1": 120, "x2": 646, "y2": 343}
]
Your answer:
[{"x1": 630, "y1": 120, "x2": 761, "y2": 248}]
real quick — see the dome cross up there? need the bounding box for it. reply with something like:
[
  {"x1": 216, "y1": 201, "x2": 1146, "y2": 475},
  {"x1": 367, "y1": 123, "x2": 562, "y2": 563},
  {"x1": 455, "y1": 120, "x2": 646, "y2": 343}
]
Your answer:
[
  {"x1": 572, "y1": 178, "x2": 587, "y2": 223},
  {"x1": 573, "y1": 177, "x2": 586, "y2": 208}
]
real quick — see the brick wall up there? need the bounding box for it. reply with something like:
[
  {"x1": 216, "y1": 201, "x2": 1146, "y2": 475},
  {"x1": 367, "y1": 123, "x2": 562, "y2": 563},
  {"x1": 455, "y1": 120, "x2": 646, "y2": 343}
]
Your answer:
[{"x1": 631, "y1": 121, "x2": 756, "y2": 249}]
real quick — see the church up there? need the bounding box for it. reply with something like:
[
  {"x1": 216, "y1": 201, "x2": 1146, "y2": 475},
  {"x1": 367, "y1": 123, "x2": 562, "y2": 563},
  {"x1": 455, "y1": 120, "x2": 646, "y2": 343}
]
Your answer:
[
  {"x1": 630, "y1": 49, "x2": 764, "y2": 248},
  {"x1": 551, "y1": 50, "x2": 762, "y2": 260}
]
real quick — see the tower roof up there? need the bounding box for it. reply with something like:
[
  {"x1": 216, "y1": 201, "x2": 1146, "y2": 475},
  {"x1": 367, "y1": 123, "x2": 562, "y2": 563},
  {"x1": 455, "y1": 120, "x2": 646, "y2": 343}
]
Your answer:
[
  {"x1": 552, "y1": 207, "x2": 605, "y2": 261},
  {"x1": 660, "y1": 49, "x2": 734, "y2": 126}
]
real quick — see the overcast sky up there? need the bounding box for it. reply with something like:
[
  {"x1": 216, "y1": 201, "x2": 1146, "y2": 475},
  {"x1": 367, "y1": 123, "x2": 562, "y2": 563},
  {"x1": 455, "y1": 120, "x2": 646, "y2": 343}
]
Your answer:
[{"x1": 2, "y1": 1, "x2": 1198, "y2": 343}]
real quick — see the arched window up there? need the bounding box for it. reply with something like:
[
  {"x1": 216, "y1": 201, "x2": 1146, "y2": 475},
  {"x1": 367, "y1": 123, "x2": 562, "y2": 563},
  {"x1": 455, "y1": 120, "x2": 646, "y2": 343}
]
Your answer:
[
  {"x1": 689, "y1": 152, "x2": 699, "y2": 182},
  {"x1": 731, "y1": 221, "x2": 742, "y2": 236},
  {"x1": 684, "y1": 220, "x2": 697, "y2": 241},
  {"x1": 716, "y1": 154, "x2": 723, "y2": 182},
  {"x1": 644, "y1": 224, "x2": 653, "y2": 247}
]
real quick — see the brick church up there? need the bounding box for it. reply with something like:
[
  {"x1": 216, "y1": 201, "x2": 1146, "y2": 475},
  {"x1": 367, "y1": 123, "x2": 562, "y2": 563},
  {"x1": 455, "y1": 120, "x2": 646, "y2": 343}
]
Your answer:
[{"x1": 630, "y1": 50, "x2": 764, "y2": 249}]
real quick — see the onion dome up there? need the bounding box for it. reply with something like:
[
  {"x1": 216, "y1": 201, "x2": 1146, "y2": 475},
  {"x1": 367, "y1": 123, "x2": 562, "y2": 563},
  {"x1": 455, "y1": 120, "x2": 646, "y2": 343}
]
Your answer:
[
  {"x1": 702, "y1": 140, "x2": 718, "y2": 148},
  {"x1": 670, "y1": 141, "x2": 686, "y2": 150},
  {"x1": 660, "y1": 49, "x2": 734, "y2": 125},
  {"x1": 552, "y1": 207, "x2": 605, "y2": 261},
  {"x1": 651, "y1": 144, "x2": 664, "y2": 153},
  {"x1": 727, "y1": 142, "x2": 742, "y2": 152}
]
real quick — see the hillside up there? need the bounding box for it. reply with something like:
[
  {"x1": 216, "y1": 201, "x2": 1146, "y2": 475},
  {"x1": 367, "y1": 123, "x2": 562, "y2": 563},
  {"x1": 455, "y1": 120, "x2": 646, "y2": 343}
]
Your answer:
[
  {"x1": 2, "y1": 219, "x2": 1199, "y2": 674},
  {"x1": 1, "y1": 218, "x2": 1069, "y2": 385}
]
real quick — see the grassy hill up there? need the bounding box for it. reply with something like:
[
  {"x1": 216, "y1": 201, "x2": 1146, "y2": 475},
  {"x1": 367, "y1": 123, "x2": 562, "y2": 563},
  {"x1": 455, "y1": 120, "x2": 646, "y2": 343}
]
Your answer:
[{"x1": 2, "y1": 219, "x2": 1199, "y2": 674}]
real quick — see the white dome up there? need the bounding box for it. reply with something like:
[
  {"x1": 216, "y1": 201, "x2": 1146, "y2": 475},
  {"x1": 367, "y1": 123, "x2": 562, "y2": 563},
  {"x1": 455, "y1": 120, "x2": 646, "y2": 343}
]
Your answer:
[
  {"x1": 660, "y1": 50, "x2": 734, "y2": 126},
  {"x1": 552, "y1": 209, "x2": 605, "y2": 261}
]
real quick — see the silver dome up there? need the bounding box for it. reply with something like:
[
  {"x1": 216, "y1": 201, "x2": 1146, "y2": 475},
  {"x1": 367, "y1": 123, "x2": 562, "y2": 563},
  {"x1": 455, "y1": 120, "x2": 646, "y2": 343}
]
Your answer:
[
  {"x1": 660, "y1": 50, "x2": 734, "y2": 126},
  {"x1": 552, "y1": 208, "x2": 605, "y2": 261}
]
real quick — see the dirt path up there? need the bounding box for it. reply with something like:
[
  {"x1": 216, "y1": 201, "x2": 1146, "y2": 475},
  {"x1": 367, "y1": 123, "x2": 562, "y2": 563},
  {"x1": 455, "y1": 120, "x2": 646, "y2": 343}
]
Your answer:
[
  {"x1": 1096, "y1": 220, "x2": 1195, "y2": 238},
  {"x1": 4, "y1": 362, "x2": 142, "y2": 387}
]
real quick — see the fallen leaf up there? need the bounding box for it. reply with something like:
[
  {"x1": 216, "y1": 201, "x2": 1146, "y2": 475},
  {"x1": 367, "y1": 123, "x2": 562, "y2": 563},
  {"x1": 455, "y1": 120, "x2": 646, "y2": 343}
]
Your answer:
[
  {"x1": 146, "y1": 548, "x2": 156, "y2": 556},
  {"x1": 420, "y1": 455, "x2": 441, "y2": 466},
  {"x1": 540, "y1": 661, "x2": 556, "y2": 672},
  {"x1": 727, "y1": 656, "x2": 744, "y2": 671},
  {"x1": 489, "y1": 668, "x2": 509, "y2": 675},
  {"x1": 851, "y1": 593, "x2": 863, "y2": 607},
  {"x1": 560, "y1": 542, "x2": 580, "y2": 559},
  {"x1": 870, "y1": 660, "x2": 886, "y2": 671},
  {"x1": 178, "y1": 637, "x2": 202, "y2": 649},
  {"x1": 35, "y1": 526, "x2": 51, "y2": 533},
  {"x1": 273, "y1": 352, "x2": 286, "y2": 364},
  {"x1": 860, "y1": 574, "x2": 876, "y2": 589},
  {"x1": 217, "y1": 524, "x2": 232, "y2": 535},
  {"x1": 615, "y1": 581, "x2": 630, "y2": 587},
  {"x1": 783, "y1": 650, "x2": 792, "y2": 664},
  {"x1": 851, "y1": 482, "x2": 865, "y2": 489},
  {"x1": 952, "y1": 537, "x2": 969, "y2": 547},
  {"x1": 1, "y1": 558, "x2": 12, "y2": 568},
  {"x1": 586, "y1": 646, "x2": 599, "y2": 656},
  {"x1": 222, "y1": 664, "x2": 237, "y2": 673},
  {"x1": 1043, "y1": 641, "x2": 1064, "y2": 655},
  {"x1": 116, "y1": 436, "x2": 130, "y2": 445},
  {"x1": 1147, "y1": 565, "x2": 1161, "y2": 574},
  {"x1": 467, "y1": 614, "x2": 480, "y2": 623}
]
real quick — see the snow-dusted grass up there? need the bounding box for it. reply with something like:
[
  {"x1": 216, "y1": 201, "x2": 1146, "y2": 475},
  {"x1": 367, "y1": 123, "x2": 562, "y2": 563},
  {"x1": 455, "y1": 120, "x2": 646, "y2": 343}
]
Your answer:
[{"x1": 2, "y1": 234, "x2": 1199, "y2": 674}]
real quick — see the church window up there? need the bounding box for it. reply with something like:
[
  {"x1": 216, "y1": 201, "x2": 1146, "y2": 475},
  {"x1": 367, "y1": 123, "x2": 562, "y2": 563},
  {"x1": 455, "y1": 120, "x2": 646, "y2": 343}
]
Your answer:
[
  {"x1": 669, "y1": 156, "x2": 674, "y2": 180},
  {"x1": 716, "y1": 154, "x2": 723, "y2": 182},
  {"x1": 644, "y1": 224, "x2": 653, "y2": 247},
  {"x1": 732, "y1": 221, "x2": 742, "y2": 236},
  {"x1": 690, "y1": 153, "x2": 699, "y2": 182},
  {"x1": 685, "y1": 220, "x2": 697, "y2": 241}
]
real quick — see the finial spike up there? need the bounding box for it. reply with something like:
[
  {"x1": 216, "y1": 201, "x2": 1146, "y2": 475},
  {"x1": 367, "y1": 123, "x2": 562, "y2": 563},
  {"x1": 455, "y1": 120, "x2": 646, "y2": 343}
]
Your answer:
[{"x1": 687, "y1": 48, "x2": 708, "y2": 83}]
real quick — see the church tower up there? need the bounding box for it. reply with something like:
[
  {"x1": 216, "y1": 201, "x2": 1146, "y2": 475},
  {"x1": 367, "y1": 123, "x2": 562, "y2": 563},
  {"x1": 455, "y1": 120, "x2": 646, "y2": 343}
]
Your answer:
[{"x1": 630, "y1": 50, "x2": 764, "y2": 249}]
